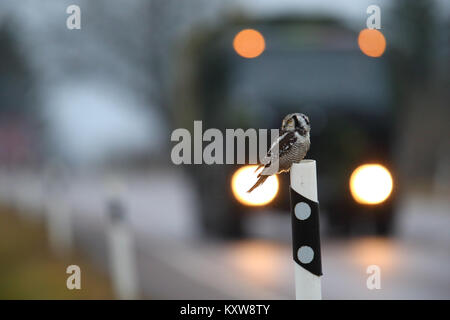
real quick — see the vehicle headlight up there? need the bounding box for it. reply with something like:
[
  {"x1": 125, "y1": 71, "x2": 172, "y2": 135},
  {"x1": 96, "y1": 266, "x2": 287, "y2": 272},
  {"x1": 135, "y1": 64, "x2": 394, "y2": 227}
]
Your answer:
[
  {"x1": 231, "y1": 165, "x2": 279, "y2": 206},
  {"x1": 350, "y1": 164, "x2": 393, "y2": 205}
]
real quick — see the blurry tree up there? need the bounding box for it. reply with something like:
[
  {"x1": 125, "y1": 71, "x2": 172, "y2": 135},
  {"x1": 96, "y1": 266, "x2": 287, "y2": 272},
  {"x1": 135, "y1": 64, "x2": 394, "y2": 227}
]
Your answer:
[
  {"x1": 0, "y1": 22, "x2": 39, "y2": 165},
  {"x1": 0, "y1": 24, "x2": 33, "y2": 115},
  {"x1": 0, "y1": 0, "x2": 224, "y2": 164},
  {"x1": 389, "y1": 0, "x2": 450, "y2": 191},
  {"x1": 64, "y1": 0, "x2": 223, "y2": 119},
  {"x1": 390, "y1": 0, "x2": 435, "y2": 83}
]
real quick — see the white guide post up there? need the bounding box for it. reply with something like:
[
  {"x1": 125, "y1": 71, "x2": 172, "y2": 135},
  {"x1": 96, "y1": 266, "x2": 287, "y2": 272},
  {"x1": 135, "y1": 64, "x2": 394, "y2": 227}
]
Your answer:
[
  {"x1": 107, "y1": 199, "x2": 139, "y2": 300},
  {"x1": 290, "y1": 160, "x2": 322, "y2": 300},
  {"x1": 46, "y1": 197, "x2": 73, "y2": 256}
]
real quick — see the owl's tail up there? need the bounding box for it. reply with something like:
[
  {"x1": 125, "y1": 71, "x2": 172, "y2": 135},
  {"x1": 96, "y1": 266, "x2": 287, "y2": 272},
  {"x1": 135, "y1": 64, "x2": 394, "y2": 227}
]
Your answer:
[{"x1": 247, "y1": 175, "x2": 269, "y2": 193}]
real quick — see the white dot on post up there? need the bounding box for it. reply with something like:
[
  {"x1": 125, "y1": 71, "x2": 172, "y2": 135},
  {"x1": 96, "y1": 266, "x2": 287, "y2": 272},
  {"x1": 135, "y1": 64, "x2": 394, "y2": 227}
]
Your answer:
[
  {"x1": 295, "y1": 202, "x2": 311, "y2": 220},
  {"x1": 297, "y1": 246, "x2": 314, "y2": 264}
]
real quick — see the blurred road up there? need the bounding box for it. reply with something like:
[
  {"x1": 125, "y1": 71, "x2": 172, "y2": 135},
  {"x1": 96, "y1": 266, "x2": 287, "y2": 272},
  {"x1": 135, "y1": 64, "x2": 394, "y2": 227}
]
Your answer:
[{"x1": 0, "y1": 168, "x2": 449, "y2": 299}]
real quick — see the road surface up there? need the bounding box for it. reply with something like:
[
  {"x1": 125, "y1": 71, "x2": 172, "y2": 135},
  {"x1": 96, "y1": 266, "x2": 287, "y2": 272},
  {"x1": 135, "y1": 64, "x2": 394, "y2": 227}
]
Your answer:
[{"x1": 0, "y1": 168, "x2": 449, "y2": 299}]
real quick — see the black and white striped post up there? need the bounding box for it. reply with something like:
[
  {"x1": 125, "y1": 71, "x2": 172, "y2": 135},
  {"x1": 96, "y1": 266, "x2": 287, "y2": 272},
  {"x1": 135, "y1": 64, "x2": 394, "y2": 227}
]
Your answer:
[{"x1": 290, "y1": 160, "x2": 322, "y2": 299}]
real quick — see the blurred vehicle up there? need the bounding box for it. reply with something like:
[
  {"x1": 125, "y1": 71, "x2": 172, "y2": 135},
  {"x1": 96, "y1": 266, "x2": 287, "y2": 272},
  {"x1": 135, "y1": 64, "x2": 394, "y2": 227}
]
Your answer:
[{"x1": 173, "y1": 15, "x2": 399, "y2": 237}]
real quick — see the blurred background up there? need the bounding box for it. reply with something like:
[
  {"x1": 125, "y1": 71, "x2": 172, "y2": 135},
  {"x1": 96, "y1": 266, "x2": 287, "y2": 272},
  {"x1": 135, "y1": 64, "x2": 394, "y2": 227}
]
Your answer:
[{"x1": 0, "y1": 0, "x2": 449, "y2": 299}]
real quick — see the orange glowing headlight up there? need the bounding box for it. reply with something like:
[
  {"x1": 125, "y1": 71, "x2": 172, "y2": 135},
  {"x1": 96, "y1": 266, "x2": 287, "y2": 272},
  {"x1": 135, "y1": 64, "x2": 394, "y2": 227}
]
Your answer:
[{"x1": 231, "y1": 165, "x2": 279, "y2": 206}]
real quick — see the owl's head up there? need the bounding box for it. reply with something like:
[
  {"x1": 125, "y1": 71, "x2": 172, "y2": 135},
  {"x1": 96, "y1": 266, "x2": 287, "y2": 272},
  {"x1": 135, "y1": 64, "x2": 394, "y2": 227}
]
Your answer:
[{"x1": 281, "y1": 113, "x2": 310, "y2": 136}]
